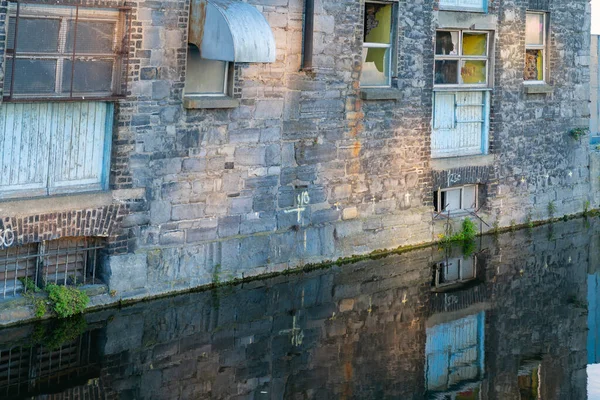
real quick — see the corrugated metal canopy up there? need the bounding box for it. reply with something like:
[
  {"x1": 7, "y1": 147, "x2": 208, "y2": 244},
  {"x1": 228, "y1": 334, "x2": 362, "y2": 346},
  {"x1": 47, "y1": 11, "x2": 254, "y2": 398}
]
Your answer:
[{"x1": 189, "y1": 0, "x2": 276, "y2": 63}]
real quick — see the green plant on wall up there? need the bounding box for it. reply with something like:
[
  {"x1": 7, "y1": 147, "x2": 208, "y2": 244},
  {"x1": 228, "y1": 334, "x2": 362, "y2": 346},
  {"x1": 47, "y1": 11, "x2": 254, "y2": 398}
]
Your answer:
[
  {"x1": 46, "y1": 284, "x2": 90, "y2": 319},
  {"x1": 31, "y1": 316, "x2": 88, "y2": 350},
  {"x1": 569, "y1": 127, "x2": 589, "y2": 141},
  {"x1": 548, "y1": 201, "x2": 556, "y2": 218}
]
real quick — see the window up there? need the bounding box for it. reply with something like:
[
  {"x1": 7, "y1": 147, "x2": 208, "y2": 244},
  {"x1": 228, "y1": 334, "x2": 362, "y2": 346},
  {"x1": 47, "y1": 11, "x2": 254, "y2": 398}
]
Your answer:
[
  {"x1": 4, "y1": 2, "x2": 130, "y2": 101},
  {"x1": 184, "y1": 44, "x2": 230, "y2": 96},
  {"x1": 432, "y1": 30, "x2": 492, "y2": 158},
  {"x1": 434, "y1": 185, "x2": 478, "y2": 214},
  {"x1": 361, "y1": 1, "x2": 395, "y2": 87},
  {"x1": 438, "y1": 0, "x2": 486, "y2": 12},
  {"x1": 524, "y1": 12, "x2": 547, "y2": 83},
  {"x1": 434, "y1": 256, "x2": 477, "y2": 288},
  {"x1": 0, "y1": 237, "x2": 104, "y2": 298},
  {"x1": 435, "y1": 31, "x2": 490, "y2": 86}
]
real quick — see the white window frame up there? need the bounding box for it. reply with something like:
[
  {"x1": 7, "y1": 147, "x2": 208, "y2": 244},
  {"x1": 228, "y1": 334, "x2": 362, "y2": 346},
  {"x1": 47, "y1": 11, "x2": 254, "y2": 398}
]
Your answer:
[
  {"x1": 524, "y1": 11, "x2": 547, "y2": 84},
  {"x1": 434, "y1": 256, "x2": 478, "y2": 288},
  {"x1": 361, "y1": 0, "x2": 396, "y2": 88},
  {"x1": 5, "y1": 3, "x2": 124, "y2": 100},
  {"x1": 434, "y1": 30, "x2": 491, "y2": 89},
  {"x1": 435, "y1": 184, "x2": 478, "y2": 214},
  {"x1": 184, "y1": 44, "x2": 231, "y2": 97},
  {"x1": 438, "y1": 0, "x2": 487, "y2": 13}
]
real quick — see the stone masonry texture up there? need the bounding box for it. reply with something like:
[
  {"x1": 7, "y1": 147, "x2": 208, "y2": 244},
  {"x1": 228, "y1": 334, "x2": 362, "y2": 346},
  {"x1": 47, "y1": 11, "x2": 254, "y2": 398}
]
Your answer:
[{"x1": 0, "y1": 0, "x2": 593, "y2": 302}]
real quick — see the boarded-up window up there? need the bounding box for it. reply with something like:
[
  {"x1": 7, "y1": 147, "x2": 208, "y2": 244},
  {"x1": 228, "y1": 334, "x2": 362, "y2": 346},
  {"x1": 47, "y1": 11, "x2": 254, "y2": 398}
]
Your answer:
[
  {"x1": 438, "y1": 0, "x2": 486, "y2": 12},
  {"x1": 0, "y1": 102, "x2": 112, "y2": 198},
  {"x1": 4, "y1": 2, "x2": 130, "y2": 101}
]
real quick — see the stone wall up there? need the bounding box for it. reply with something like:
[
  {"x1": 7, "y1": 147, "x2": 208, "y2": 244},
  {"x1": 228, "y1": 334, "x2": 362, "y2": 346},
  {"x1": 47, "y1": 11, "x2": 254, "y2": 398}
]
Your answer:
[{"x1": 0, "y1": 0, "x2": 592, "y2": 301}]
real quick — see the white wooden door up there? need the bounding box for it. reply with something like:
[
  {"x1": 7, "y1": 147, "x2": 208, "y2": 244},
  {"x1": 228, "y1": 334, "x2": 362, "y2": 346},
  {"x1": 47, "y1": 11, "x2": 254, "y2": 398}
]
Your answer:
[
  {"x1": 432, "y1": 91, "x2": 489, "y2": 158},
  {"x1": 0, "y1": 102, "x2": 111, "y2": 198}
]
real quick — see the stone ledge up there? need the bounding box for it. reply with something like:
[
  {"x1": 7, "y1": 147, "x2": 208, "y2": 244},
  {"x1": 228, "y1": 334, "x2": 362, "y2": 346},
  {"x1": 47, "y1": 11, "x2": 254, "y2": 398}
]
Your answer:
[
  {"x1": 0, "y1": 191, "x2": 114, "y2": 216},
  {"x1": 359, "y1": 88, "x2": 402, "y2": 101},
  {"x1": 524, "y1": 84, "x2": 554, "y2": 94},
  {"x1": 430, "y1": 154, "x2": 495, "y2": 171},
  {"x1": 183, "y1": 95, "x2": 240, "y2": 109}
]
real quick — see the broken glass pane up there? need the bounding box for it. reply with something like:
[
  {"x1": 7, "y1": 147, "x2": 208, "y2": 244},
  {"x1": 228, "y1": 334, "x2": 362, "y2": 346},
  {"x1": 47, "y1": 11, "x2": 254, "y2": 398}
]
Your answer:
[
  {"x1": 526, "y1": 13, "x2": 544, "y2": 46},
  {"x1": 435, "y1": 60, "x2": 459, "y2": 84},
  {"x1": 6, "y1": 17, "x2": 60, "y2": 52},
  {"x1": 462, "y1": 32, "x2": 487, "y2": 56},
  {"x1": 461, "y1": 60, "x2": 487, "y2": 84},
  {"x1": 435, "y1": 31, "x2": 459, "y2": 55},
  {"x1": 62, "y1": 59, "x2": 114, "y2": 93},
  {"x1": 524, "y1": 49, "x2": 544, "y2": 81},
  {"x1": 361, "y1": 46, "x2": 390, "y2": 86},
  {"x1": 66, "y1": 20, "x2": 116, "y2": 54},
  {"x1": 364, "y1": 3, "x2": 392, "y2": 44},
  {"x1": 185, "y1": 45, "x2": 227, "y2": 94},
  {"x1": 4, "y1": 58, "x2": 57, "y2": 94}
]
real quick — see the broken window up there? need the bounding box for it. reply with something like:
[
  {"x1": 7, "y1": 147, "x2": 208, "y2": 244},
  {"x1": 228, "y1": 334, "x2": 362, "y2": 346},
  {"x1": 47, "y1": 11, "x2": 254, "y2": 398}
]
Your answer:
[
  {"x1": 361, "y1": 2, "x2": 395, "y2": 87},
  {"x1": 4, "y1": 2, "x2": 130, "y2": 101},
  {"x1": 438, "y1": 0, "x2": 487, "y2": 12},
  {"x1": 435, "y1": 31, "x2": 489, "y2": 86},
  {"x1": 524, "y1": 12, "x2": 547, "y2": 82},
  {"x1": 184, "y1": 44, "x2": 230, "y2": 96},
  {"x1": 434, "y1": 256, "x2": 477, "y2": 287},
  {"x1": 434, "y1": 185, "x2": 478, "y2": 214}
]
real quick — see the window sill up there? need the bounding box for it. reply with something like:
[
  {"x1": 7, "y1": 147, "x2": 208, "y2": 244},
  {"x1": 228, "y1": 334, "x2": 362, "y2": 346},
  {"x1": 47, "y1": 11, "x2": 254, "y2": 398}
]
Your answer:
[
  {"x1": 183, "y1": 95, "x2": 239, "y2": 109},
  {"x1": 359, "y1": 88, "x2": 402, "y2": 101},
  {"x1": 0, "y1": 189, "x2": 145, "y2": 216},
  {"x1": 523, "y1": 84, "x2": 553, "y2": 94},
  {"x1": 431, "y1": 154, "x2": 494, "y2": 170}
]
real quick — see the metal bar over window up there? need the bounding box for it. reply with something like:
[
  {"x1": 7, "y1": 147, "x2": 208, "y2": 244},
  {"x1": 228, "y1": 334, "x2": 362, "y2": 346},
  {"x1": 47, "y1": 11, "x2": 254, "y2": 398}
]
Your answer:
[{"x1": 4, "y1": 1, "x2": 132, "y2": 102}]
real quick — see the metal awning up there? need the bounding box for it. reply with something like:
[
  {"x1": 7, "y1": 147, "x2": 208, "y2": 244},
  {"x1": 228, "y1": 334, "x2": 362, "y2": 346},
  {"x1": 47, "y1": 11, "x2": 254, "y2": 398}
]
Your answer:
[{"x1": 189, "y1": 0, "x2": 276, "y2": 63}]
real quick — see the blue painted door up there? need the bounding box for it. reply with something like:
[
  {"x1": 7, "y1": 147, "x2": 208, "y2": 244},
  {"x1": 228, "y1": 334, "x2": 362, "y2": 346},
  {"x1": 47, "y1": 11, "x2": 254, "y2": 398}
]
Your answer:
[{"x1": 0, "y1": 102, "x2": 112, "y2": 198}]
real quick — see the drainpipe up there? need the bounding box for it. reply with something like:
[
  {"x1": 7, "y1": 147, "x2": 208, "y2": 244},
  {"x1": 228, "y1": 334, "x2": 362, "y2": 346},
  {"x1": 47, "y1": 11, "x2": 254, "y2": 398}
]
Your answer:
[{"x1": 302, "y1": 0, "x2": 314, "y2": 71}]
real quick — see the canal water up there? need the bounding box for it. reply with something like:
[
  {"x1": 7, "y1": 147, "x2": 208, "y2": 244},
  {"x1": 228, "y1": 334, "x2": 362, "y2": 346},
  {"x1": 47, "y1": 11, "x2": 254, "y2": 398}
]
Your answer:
[{"x1": 0, "y1": 218, "x2": 599, "y2": 399}]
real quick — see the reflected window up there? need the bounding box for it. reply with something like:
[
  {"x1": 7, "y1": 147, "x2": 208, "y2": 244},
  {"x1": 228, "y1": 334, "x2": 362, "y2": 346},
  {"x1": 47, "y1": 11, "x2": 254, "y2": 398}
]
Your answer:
[
  {"x1": 434, "y1": 256, "x2": 477, "y2": 288},
  {"x1": 361, "y1": 2, "x2": 394, "y2": 87},
  {"x1": 434, "y1": 30, "x2": 489, "y2": 86},
  {"x1": 524, "y1": 12, "x2": 547, "y2": 82},
  {"x1": 185, "y1": 44, "x2": 230, "y2": 96}
]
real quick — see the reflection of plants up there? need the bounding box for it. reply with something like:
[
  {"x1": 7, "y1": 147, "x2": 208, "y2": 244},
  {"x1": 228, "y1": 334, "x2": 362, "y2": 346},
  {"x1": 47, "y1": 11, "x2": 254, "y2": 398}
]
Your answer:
[
  {"x1": 438, "y1": 219, "x2": 477, "y2": 257},
  {"x1": 31, "y1": 316, "x2": 87, "y2": 350},
  {"x1": 46, "y1": 284, "x2": 89, "y2": 319}
]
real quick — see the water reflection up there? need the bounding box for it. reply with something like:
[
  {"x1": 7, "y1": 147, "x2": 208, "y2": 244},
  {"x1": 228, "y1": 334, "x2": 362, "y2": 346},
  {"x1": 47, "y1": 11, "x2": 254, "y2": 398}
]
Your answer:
[{"x1": 0, "y1": 218, "x2": 598, "y2": 399}]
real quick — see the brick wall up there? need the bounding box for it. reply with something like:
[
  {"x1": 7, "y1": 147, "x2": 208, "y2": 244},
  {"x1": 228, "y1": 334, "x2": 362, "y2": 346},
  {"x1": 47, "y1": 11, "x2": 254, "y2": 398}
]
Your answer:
[{"x1": 0, "y1": 0, "x2": 592, "y2": 298}]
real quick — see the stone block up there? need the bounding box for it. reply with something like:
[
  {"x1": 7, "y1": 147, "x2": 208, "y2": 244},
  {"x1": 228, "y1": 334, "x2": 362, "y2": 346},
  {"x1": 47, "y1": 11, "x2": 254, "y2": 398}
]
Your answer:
[
  {"x1": 102, "y1": 253, "x2": 148, "y2": 295},
  {"x1": 218, "y1": 216, "x2": 241, "y2": 237},
  {"x1": 342, "y1": 207, "x2": 358, "y2": 220}
]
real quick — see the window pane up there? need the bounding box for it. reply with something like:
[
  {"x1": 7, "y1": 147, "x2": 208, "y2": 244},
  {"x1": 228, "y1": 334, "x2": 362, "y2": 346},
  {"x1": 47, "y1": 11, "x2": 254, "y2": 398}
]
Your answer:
[
  {"x1": 364, "y1": 3, "x2": 392, "y2": 44},
  {"x1": 185, "y1": 45, "x2": 227, "y2": 94},
  {"x1": 443, "y1": 259, "x2": 460, "y2": 282},
  {"x1": 461, "y1": 60, "x2": 487, "y2": 84},
  {"x1": 462, "y1": 32, "x2": 487, "y2": 56},
  {"x1": 436, "y1": 31, "x2": 459, "y2": 55},
  {"x1": 4, "y1": 58, "x2": 57, "y2": 94},
  {"x1": 524, "y1": 49, "x2": 544, "y2": 81},
  {"x1": 63, "y1": 59, "x2": 114, "y2": 93},
  {"x1": 66, "y1": 20, "x2": 116, "y2": 54},
  {"x1": 526, "y1": 13, "x2": 544, "y2": 46},
  {"x1": 361, "y1": 46, "x2": 391, "y2": 86},
  {"x1": 435, "y1": 60, "x2": 459, "y2": 84},
  {"x1": 461, "y1": 257, "x2": 475, "y2": 279},
  {"x1": 463, "y1": 186, "x2": 477, "y2": 210},
  {"x1": 7, "y1": 17, "x2": 60, "y2": 53},
  {"x1": 442, "y1": 188, "x2": 462, "y2": 211}
]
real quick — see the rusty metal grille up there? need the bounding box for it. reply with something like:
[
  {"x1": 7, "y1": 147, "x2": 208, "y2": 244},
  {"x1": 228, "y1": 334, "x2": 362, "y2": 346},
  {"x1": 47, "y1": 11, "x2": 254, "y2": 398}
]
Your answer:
[
  {"x1": 0, "y1": 237, "x2": 105, "y2": 298},
  {"x1": 0, "y1": 329, "x2": 100, "y2": 399},
  {"x1": 4, "y1": 1, "x2": 132, "y2": 102}
]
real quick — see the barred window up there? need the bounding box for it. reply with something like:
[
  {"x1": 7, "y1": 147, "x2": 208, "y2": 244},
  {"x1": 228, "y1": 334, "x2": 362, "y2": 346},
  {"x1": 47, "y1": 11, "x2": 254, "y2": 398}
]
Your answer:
[
  {"x1": 0, "y1": 237, "x2": 105, "y2": 298},
  {"x1": 4, "y1": 2, "x2": 131, "y2": 101}
]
